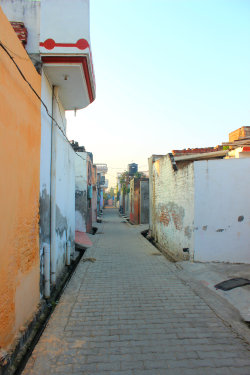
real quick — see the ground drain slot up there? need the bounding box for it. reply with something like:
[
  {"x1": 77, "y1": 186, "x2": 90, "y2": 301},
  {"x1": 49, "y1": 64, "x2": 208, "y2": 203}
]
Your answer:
[{"x1": 215, "y1": 278, "x2": 250, "y2": 291}]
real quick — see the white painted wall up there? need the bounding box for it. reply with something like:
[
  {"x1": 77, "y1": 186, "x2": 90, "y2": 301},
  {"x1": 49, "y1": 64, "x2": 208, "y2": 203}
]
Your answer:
[
  {"x1": 39, "y1": 70, "x2": 76, "y2": 291},
  {"x1": 39, "y1": 72, "x2": 52, "y2": 294},
  {"x1": 151, "y1": 155, "x2": 195, "y2": 260},
  {"x1": 148, "y1": 157, "x2": 154, "y2": 232},
  {"x1": 40, "y1": 0, "x2": 90, "y2": 55},
  {"x1": 0, "y1": 0, "x2": 40, "y2": 53},
  {"x1": 55, "y1": 129, "x2": 75, "y2": 273},
  {"x1": 125, "y1": 191, "x2": 130, "y2": 217},
  {"x1": 194, "y1": 158, "x2": 250, "y2": 263},
  {"x1": 75, "y1": 151, "x2": 88, "y2": 232}
]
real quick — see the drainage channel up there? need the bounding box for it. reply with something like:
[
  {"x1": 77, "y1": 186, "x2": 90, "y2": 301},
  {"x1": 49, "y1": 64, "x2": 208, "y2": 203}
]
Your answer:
[
  {"x1": 141, "y1": 229, "x2": 177, "y2": 263},
  {"x1": 13, "y1": 248, "x2": 86, "y2": 375}
]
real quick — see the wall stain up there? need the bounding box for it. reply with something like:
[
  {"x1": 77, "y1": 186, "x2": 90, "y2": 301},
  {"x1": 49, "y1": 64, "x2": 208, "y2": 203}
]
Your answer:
[
  {"x1": 39, "y1": 187, "x2": 51, "y2": 244},
  {"x1": 184, "y1": 226, "x2": 192, "y2": 239},
  {"x1": 158, "y1": 202, "x2": 184, "y2": 230},
  {"x1": 75, "y1": 190, "x2": 87, "y2": 215},
  {"x1": 56, "y1": 205, "x2": 67, "y2": 238}
]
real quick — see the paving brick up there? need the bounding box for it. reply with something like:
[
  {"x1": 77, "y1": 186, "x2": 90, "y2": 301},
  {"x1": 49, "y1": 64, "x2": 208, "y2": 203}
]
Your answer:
[{"x1": 22, "y1": 210, "x2": 250, "y2": 375}]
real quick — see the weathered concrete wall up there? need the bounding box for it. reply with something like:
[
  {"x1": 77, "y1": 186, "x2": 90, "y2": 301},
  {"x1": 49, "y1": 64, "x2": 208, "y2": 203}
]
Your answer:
[
  {"x1": 92, "y1": 166, "x2": 97, "y2": 222},
  {"x1": 92, "y1": 187, "x2": 97, "y2": 222},
  {"x1": 39, "y1": 71, "x2": 75, "y2": 292},
  {"x1": 194, "y1": 158, "x2": 250, "y2": 263},
  {"x1": 151, "y1": 155, "x2": 195, "y2": 260},
  {"x1": 0, "y1": 7, "x2": 41, "y2": 350},
  {"x1": 0, "y1": 0, "x2": 40, "y2": 54},
  {"x1": 130, "y1": 179, "x2": 141, "y2": 225},
  {"x1": 140, "y1": 180, "x2": 149, "y2": 224},
  {"x1": 148, "y1": 157, "x2": 154, "y2": 232},
  {"x1": 86, "y1": 155, "x2": 93, "y2": 233},
  {"x1": 124, "y1": 191, "x2": 130, "y2": 217},
  {"x1": 55, "y1": 130, "x2": 75, "y2": 272},
  {"x1": 75, "y1": 151, "x2": 88, "y2": 232},
  {"x1": 148, "y1": 156, "x2": 163, "y2": 234},
  {"x1": 39, "y1": 73, "x2": 52, "y2": 295}
]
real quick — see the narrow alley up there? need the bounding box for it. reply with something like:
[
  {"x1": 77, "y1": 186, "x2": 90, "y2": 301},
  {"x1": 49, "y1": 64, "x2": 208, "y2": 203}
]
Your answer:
[{"x1": 23, "y1": 209, "x2": 250, "y2": 375}]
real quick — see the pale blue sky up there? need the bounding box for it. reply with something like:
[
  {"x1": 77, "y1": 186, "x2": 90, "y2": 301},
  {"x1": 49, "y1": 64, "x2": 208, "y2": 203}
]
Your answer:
[{"x1": 67, "y1": 0, "x2": 250, "y2": 186}]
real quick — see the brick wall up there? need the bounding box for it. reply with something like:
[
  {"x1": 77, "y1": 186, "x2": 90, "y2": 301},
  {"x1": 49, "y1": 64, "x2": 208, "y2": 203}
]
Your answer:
[
  {"x1": 172, "y1": 145, "x2": 222, "y2": 156},
  {"x1": 10, "y1": 21, "x2": 28, "y2": 45},
  {"x1": 151, "y1": 155, "x2": 195, "y2": 260},
  {"x1": 229, "y1": 126, "x2": 250, "y2": 142}
]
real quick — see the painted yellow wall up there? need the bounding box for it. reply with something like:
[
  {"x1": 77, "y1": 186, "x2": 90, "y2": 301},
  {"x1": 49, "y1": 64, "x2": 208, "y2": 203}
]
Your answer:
[{"x1": 0, "y1": 7, "x2": 41, "y2": 350}]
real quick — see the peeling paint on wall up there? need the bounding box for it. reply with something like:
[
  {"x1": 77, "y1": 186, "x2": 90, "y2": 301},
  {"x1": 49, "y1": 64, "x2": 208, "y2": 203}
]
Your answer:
[
  {"x1": 159, "y1": 202, "x2": 185, "y2": 230},
  {"x1": 150, "y1": 154, "x2": 195, "y2": 261},
  {"x1": 184, "y1": 226, "x2": 192, "y2": 239}
]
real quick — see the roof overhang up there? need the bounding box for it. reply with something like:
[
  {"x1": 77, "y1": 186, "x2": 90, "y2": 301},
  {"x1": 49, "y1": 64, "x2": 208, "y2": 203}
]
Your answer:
[
  {"x1": 42, "y1": 55, "x2": 95, "y2": 110},
  {"x1": 174, "y1": 150, "x2": 228, "y2": 162}
]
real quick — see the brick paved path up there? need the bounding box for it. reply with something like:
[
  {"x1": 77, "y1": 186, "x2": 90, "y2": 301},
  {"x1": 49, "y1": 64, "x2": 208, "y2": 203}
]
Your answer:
[{"x1": 23, "y1": 209, "x2": 250, "y2": 375}]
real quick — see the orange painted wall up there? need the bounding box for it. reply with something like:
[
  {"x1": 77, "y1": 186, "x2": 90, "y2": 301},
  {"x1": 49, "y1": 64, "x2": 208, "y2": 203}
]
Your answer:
[{"x1": 0, "y1": 7, "x2": 41, "y2": 350}]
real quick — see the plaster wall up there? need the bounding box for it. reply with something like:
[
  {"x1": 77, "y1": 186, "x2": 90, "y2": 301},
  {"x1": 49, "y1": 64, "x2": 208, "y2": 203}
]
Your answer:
[
  {"x1": 148, "y1": 157, "x2": 154, "y2": 231},
  {"x1": 92, "y1": 188, "x2": 97, "y2": 223},
  {"x1": 39, "y1": 73, "x2": 52, "y2": 271},
  {"x1": 0, "y1": 7, "x2": 41, "y2": 350},
  {"x1": 39, "y1": 71, "x2": 75, "y2": 292},
  {"x1": 140, "y1": 180, "x2": 149, "y2": 224},
  {"x1": 92, "y1": 166, "x2": 97, "y2": 222},
  {"x1": 0, "y1": 0, "x2": 40, "y2": 54},
  {"x1": 125, "y1": 192, "x2": 130, "y2": 217},
  {"x1": 40, "y1": 0, "x2": 90, "y2": 55},
  {"x1": 151, "y1": 155, "x2": 195, "y2": 260},
  {"x1": 148, "y1": 156, "x2": 162, "y2": 233},
  {"x1": 194, "y1": 159, "x2": 250, "y2": 263},
  {"x1": 100, "y1": 190, "x2": 104, "y2": 211},
  {"x1": 130, "y1": 179, "x2": 140, "y2": 225},
  {"x1": 55, "y1": 130, "x2": 75, "y2": 272},
  {"x1": 75, "y1": 152, "x2": 88, "y2": 232}
]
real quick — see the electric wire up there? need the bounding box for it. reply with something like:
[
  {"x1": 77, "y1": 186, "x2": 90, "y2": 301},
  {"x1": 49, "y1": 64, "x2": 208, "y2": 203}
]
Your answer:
[{"x1": 0, "y1": 40, "x2": 85, "y2": 161}]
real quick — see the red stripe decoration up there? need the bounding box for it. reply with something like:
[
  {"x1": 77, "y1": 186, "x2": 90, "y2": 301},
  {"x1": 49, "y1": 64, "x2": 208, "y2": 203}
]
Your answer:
[{"x1": 40, "y1": 38, "x2": 89, "y2": 50}]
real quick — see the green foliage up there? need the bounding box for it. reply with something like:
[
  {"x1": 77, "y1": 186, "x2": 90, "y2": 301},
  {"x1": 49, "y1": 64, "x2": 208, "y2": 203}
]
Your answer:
[
  {"x1": 134, "y1": 171, "x2": 146, "y2": 179},
  {"x1": 119, "y1": 171, "x2": 129, "y2": 193}
]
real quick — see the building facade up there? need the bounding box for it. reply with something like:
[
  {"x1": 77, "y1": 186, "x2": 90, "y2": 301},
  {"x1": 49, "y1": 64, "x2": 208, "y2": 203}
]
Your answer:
[
  {"x1": 0, "y1": 0, "x2": 96, "y2": 364},
  {"x1": 0, "y1": 5, "x2": 41, "y2": 355},
  {"x1": 149, "y1": 149, "x2": 250, "y2": 263}
]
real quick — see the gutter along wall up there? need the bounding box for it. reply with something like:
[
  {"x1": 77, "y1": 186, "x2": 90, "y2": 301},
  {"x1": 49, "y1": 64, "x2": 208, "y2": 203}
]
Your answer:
[{"x1": 0, "y1": 7, "x2": 41, "y2": 350}]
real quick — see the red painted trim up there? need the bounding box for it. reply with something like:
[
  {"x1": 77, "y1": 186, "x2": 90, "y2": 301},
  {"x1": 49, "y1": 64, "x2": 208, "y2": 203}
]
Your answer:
[
  {"x1": 40, "y1": 38, "x2": 89, "y2": 50},
  {"x1": 42, "y1": 56, "x2": 94, "y2": 104}
]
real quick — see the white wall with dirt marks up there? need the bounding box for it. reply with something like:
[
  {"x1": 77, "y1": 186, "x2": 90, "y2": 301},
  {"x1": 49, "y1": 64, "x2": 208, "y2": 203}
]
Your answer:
[
  {"x1": 194, "y1": 158, "x2": 250, "y2": 263},
  {"x1": 75, "y1": 151, "x2": 88, "y2": 233},
  {"x1": 151, "y1": 155, "x2": 195, "y2": 260},
  {"x1": 39, "y1": 72, "x2": 75, "y2": 294}
]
